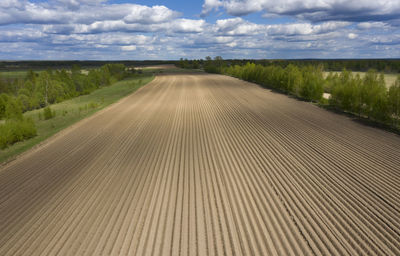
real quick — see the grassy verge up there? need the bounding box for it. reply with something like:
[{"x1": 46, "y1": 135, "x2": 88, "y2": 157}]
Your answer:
[
  {"x1": 0, "y1": 71, "x2": 28, "y2": 79},
  {"x1": 0, "y1": 74, "x2": 154, "y2": 164}
]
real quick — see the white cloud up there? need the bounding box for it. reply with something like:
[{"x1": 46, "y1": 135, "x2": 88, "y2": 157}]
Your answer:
[
  {"x1": 201, "y1": 0, "x2": 222, "y2": 16},
  {"x1": 267, "y1": 23, "x2": 314, "y2": 36},
  {"x1": 0, "y1": 1, "x2": 399, "y2": 59},
  {"x1": 0, "y1": 28, "x2": 45, "y2": 42},
  {"x1": 123, "y1": 5, "x2": 179, "y2": 24},
  {"x1": 202, "y1": 0, "x2": 400, "y2": 23},
  {"x1": 121, "y1": 45, "x2": 137, "y2": 51},
  {"x1": 53, "y1": 0, "x2": 106, "y2": 10},
  {"x1": 169, "y1": 19, "x2": 205, "y2": 33},
  {"x1": 0, "y1": 0, "x2": 24, "y2": 8},
  {"x1": 215, "y1": 18, "x2": 263, "y2": 35},
  {"x1": 348, "y1": 33, "x2": 358, "y2": 39},
  {"x1": 357, "y1": 22, "x2": 390, "y2": 30},
  {"x1": 0, "y1": 1, "x2": 180, "y2": 25},
  {"x1": 43, "y1": 18, "x2": 206, "y2": 34},
  {"x1": 213, "y1": 18, "x2": 350, "y2": 36}
]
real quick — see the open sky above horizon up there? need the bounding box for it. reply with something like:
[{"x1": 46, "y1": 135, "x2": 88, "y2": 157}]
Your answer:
[{"x1": 1, "y1": 0, "x2": 399, "y2": 60}]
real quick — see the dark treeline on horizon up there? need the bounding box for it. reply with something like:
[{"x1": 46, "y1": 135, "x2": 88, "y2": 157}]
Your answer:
[
  {"x1": 2, "y1": 59, "x2": 400, "y2": 73},
  {"x1": 179, "y1": 58, "x2": 400, "y2": 73},
  {"x1": 0, "y1": 60, "x2": 173, "y2": 71},
  {"x1": 230, "y1": 59, "x2": 400, "y2": 73}
]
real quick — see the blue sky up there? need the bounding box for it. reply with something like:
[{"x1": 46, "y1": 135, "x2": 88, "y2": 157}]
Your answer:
[{"x1": 0, "y1": 0, "x2": 399, "y2": 60}]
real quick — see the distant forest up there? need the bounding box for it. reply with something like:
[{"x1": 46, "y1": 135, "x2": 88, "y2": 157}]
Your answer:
[
  {"x1": 0, "y1": 60, "x2": 171, "y2": 71},
  {"x1": 2, "y1": 59, "x2": 400, "y2": 73},
  {"x1": 178, "y1": 58, "x2": 400, "y2": 73}
]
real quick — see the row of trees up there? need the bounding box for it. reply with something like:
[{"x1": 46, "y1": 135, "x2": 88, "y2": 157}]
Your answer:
[
  {"x1": 224, "y1": 63, "x2": 324, "y2": 102},
  {"x1": 176, "y1": 56, "x2": 225, "y2": 73},
  {"x1": 177, "y1": 58, "x2": 202, "y2": 69},
  {"x1": 328, "y1": 70, "x2": 400, "y2": 125},
  {"x1": 0, "y1": 64, "x2": 127, "y2": 119},
  {"x1": 177, "y1": 58, "x2": 400, "y2": 73}
]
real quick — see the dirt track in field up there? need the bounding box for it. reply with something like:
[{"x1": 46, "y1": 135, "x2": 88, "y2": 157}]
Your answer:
[{"x1": 1, "y1": 72, "x2": 399, "y2": 256}]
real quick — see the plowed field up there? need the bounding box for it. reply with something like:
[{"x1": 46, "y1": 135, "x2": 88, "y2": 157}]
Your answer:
[{"x1": 1, "y1": 73, "x2": 399, "y2": 255}]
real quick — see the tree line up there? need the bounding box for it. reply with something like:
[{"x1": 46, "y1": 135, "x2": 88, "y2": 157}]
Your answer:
[
  {"x1": 0, "y1": 60, "x2": 172, "y2": 71},
  {"x1": 0, "y1": 64, "x2": 127, "y2": 117},
  {"x1": 224, "y1": 62, "x2": 324, "y2": 102},
  {"x1": 177, "y1": 58, "x2": 400, "y2": 73},
  {"x1": 0, "y1": 64, "x2": 129, "y2": 149},
  {"x1": 327, "y1": 70, "x2": 400, "y2": 126}
]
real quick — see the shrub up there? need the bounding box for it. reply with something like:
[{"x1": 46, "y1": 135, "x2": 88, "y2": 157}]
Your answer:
[
  {"x1": 5, "y1": 98, "x2": 23, "y2": 120},
  {"x1": 43, "y1": 106, "x2": 55, "y2": 120},
  {"x1": 18, "y1": 94, "x2": 30, "y2": 112},
  {"x1": 388, "y1": 77, "x2": 400, "y2": 126},
  {"x1": 88, "y1": 102, "x2": 98, "y2": 109},
  {"x1": 0, "y1": 118, "x2": 37, "y2": 149},
  {"x1": 0, "y1": 93, "x2": 9, "y2": 119}
]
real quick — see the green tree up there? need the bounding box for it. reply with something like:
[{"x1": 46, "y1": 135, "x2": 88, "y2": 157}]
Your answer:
[
  {"x1": 0, "y1": 93, "x2": 9, "y2": 119},
  {"x1": 300, "y1": 66, "x2": 324, "y2": 101},
  {"x1": 17, "y1": 94, "x2": 30, "y2": 112},
  {"x1": 5, "y1": 97, "x2": 23, "y2": 120},
  {"x1": 360, "y1": 70, "x2": 387, "y2": 119},
  {"x1": 25, "y1": 70, "x2": 37, "y2": 84},
  {"x1": 35, "y1": 71, "x2": 51, "y2": 106},
  {"x1": 388, "y1": 76, "x2": 400, "y2": 126},
  {"x1": 285, "y1": 64, "x2": 302, "y2": 94},
  {"x1": 71, "y1": 64, "x2": 81, "y2": 75},
  {"x1": 0, "y1": 73, "x2": 5, "y2": 94}
]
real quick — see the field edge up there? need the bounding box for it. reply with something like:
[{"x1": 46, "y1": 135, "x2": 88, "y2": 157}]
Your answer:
[{"x1": 0, "y1": 75, "x2": 154, "y2": 166}]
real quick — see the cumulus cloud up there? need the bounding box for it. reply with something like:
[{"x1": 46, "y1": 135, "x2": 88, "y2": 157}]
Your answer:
[
  {"x1": 0, "y1": 1, "x2": 180, "y2": 25},
  {"x1": 42, "y1": 18, "x2": 205, "y2": 34},
  {"x1": 201, "y1": 0, "x2": 222, "y2": 16},
  {"x1": 53, "y1": 0, "x2": 106, "y2": 10},
  {"x1": 213, "y1": 17, "x2": 350, "y2": 37},
  {"x1": 348, "y1": 33, "x2": 358, "y2": 39},
  {"x1": 0, "y1": 0, "x2": 399, "y2": 59},
  {"x1": 123, "y1": 5, "x2": 179, "y2": 24},
  {"x1": 266, "y1": 22, "x2": 350, "y2": 36},
  {"x1": 357, "y1": 22, "x2": 390, "y2": 30},
  {"x1": 121, "y1": 45, "x2": 137, "y2": 51},
  {"x1": 202, "y1": 0, "x2": 400, "y2": 23},
  {"x1": 0, "y1": 28, "x2": 45, "y2": 42},
  {"x1": 214, "y1": 18, "x2": 264, "y2": 35},
  {"x1": 169, "y1": 19, "x2": 206, "y2": 33}
]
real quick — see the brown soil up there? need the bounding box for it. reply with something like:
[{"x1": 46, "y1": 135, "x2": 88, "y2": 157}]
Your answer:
[{"x1": 0, "y1": 73, "x2": 399, "y2": 255}]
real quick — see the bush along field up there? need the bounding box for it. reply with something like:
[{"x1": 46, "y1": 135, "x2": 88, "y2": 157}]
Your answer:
[
  {"x1": 0, "y1": 105, "x2": 36, "y2": 150},
  {"x1": 190, "y1": 58, "x2": 400, "y2": 132},
  {"x1": 0, "y1": 65, "x2": 153, "y2": 163}
]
